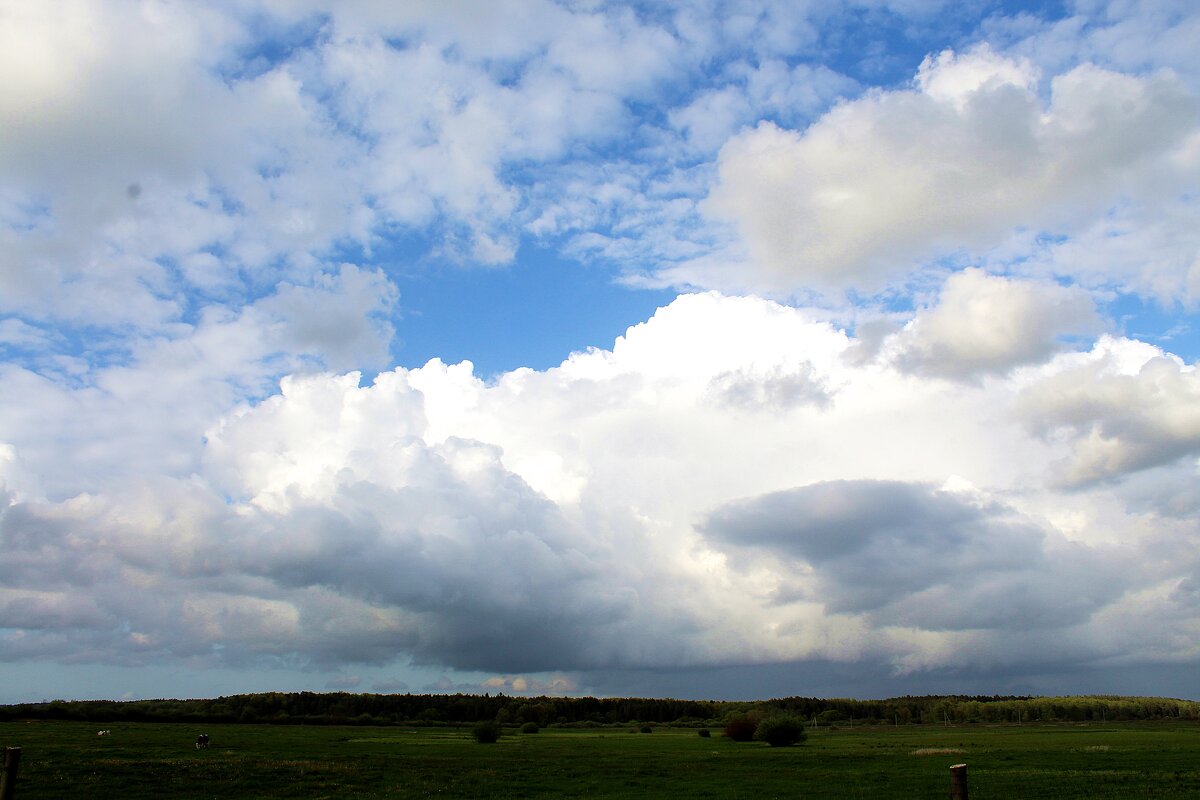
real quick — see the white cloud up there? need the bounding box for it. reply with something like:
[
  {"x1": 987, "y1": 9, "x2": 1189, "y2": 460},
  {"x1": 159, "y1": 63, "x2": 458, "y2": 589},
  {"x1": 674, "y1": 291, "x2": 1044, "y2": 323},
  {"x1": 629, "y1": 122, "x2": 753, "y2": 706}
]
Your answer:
[
  {"x1": 0, "y1": 0, "x2": 694, "y2": 334},
  {"x1": 886, "y1": 268, "x2": 1101, "y2": 379},
  {"x1": 0, "y1": 263, "x2": 396, "y2": 500},
  {"x1": 3, "y1": 293, "x2": 1197, "y2": 681},
  {"x1": 1016, "y1": 198, "x2": 1200, "y2": 304},
  {"x1": 3, "y1": 0, "x2": 1200, "y2": 698},
  {"x1": 257, "y1": 264, "x2": 397, "y2": 372},
  {"x1": 699, "y1": 44, "x2": 1199, "y2": 293},
  {"x1": 0, "y1": 319, "x2": 54, "y2": 351},
  {"x1": 1018, "y1": 337, "x2": 1200, "y2": 486},
  {"x1": 915, "y1": 44, "x2": 1039, "y2": 108},
  {"x1": 0, "y1": 1, "x2": 378, "y2": 330},
  {"x1": 669, "y1": 60, "x2": 858, "y2": 153},
  {"x1": 1002, "y1": 0, "x2": 1200, "y2": 87}
]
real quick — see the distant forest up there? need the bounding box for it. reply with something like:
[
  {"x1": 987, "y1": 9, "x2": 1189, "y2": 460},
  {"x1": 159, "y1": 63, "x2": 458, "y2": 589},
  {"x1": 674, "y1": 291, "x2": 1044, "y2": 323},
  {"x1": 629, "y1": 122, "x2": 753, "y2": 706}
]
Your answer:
[{"x1": 3, "y1": 693, "x2": 1198, "y2": 727}]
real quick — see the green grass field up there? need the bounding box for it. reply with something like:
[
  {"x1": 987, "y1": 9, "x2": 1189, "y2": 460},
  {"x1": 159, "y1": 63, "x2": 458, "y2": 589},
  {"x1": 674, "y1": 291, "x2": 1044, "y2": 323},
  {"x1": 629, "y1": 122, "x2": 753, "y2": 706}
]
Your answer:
[{"x1": 3, "y1": 719, "x2": 1199, "y2": 799}]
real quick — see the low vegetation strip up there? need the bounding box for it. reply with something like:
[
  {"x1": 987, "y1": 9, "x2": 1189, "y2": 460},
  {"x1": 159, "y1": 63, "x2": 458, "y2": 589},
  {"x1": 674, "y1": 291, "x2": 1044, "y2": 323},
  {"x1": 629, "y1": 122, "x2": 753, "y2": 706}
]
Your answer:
[
  {"x1": 2, "y1": 692, "x2": 1195, "y2": 728},
  {"x1": 3, "y1": 719, "x2": 1200, "y2": 799}
]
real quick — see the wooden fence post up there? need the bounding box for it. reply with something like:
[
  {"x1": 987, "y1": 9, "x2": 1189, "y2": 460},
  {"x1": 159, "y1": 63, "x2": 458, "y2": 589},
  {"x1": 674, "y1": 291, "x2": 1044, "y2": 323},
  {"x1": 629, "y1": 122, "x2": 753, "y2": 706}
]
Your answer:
[
  {"x1": 949, "y1": 762, "x2": 967, "y2": 800},
  {"x1": 0, "y1": 747, "x2": 20, "y2": 800}
]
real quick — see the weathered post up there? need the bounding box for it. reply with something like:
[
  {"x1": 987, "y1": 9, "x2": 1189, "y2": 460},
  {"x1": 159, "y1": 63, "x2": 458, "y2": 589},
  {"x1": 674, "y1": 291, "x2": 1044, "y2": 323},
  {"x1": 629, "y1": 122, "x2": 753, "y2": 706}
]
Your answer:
[
  {"x1": 949, "y1": 763, "x2": 967, "y2": 800},
  {"x1": 0, "y1": 747, "x2": 20, "y2": 800}
]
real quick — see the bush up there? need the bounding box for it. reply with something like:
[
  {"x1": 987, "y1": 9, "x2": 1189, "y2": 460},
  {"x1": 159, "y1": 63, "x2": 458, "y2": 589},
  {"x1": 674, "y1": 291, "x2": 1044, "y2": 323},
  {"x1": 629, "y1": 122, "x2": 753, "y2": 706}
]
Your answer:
[
  {"x1": 640, "y1": 725, "x2": 653, "y2": 733},
  {"x1": 472, "y1": 721, "x2": 502, "y2": 743},
  {"x1": 723, "y1": 716, "x2": 758, "y2": 742},
  {"x1": 754, "y1": 714, "x2": 807, "y2": 747},
  {"x1": 520, "y1": 722, "x2": 539, "y2": 734},
  {"x1": 698, "y1": 728, "x2": 711, "y2": 738}
]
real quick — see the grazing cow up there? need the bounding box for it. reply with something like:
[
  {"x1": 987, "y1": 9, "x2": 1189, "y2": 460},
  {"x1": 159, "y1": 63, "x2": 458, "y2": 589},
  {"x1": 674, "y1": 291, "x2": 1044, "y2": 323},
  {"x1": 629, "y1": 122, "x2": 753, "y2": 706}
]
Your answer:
[{"x1": 195, "y1": 733, "x2": 210, "y2": 749}]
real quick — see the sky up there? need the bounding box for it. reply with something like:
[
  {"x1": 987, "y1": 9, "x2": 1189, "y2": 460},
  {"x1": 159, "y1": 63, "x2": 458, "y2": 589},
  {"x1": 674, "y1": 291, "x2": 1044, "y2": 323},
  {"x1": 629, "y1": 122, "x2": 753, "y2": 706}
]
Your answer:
[{"x1": 2, "y1": 0, "x2": 1200, "y2": 704}]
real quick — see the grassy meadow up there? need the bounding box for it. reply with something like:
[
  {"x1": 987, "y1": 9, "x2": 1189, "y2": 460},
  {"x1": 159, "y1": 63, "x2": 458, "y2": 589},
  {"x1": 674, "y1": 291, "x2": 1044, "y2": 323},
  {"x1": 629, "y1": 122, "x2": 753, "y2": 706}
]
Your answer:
[{"x1": 3, "y1": 719, "x2": 1199, "y2": 799}]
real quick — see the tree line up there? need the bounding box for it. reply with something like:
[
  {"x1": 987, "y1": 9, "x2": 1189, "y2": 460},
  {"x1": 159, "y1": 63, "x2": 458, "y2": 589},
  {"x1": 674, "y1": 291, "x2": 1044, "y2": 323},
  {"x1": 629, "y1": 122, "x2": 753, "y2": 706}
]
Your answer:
[{"x1": 1, "y1": 692, "x2": 1196, "y2": 727}]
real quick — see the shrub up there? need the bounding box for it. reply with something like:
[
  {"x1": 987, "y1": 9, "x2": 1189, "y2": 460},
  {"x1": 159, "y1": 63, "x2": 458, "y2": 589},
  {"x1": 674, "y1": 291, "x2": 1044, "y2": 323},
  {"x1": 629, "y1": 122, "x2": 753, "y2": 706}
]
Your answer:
[
  {"x1": 521, "y1": 722, "x2": 539, "y2": 734},
  {"x1": 698, "y1": 728, "x2": 711, "y2": 738},
  {"x1": 723, "y1": 716, "x2": 758, "y2": 742},
  {"x1": 640, "y1": 725, "x2": 653, "y2": 733},
  {"x1": 754, "y1": 714, "x2": 807, "y2": 747},
  {"x1": 472, "y1": 721, "x2": 502, "y2": 743}
]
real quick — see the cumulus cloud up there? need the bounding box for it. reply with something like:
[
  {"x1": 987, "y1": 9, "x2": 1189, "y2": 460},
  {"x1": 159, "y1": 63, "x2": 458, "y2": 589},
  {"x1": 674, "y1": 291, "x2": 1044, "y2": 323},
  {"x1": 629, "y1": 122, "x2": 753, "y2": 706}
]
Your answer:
[
  {"x1": 0, "y1": 0, "x2": 700, "y2": 339},
  {"x1": 701, "y1": 479, "x2": 1128, "y2": 631},
  {"x1": 700, "y1": 44, "x2": 1199, "y2": 293},
  {"x1": 4, "y1": 2, "x2": 1200, "y2": 699},
  {"x1": 0, "y1": 1, "x2": 373, "y2": 327},
  {"x1": 256, "y1": 264, "x2": 398, "y2": 372},
  {"x1": 371, "y1": 677, "x2": 410, "y2": 692},
  {"x1": 3, "y1": 293, "x2": 1197, "y2": 683},
  {"x1": 0, "y1": 262, "x2": 396, "y2": 500},
  {"x1": 1018, "y1": 338, "x2": 1200, "y2": 486},
  {"x1": 480, "y1": 673, "x2": 577, "y2": 695},
  {"x1": 886, "y1": 269, "x2": 1101, "y2": 379}
]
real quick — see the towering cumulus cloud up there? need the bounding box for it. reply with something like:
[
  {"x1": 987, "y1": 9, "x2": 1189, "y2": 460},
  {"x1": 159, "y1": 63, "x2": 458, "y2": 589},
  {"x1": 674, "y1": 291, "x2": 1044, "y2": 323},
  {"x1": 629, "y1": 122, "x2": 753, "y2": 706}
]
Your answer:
[{"x1": 4, "y1": 292, "x2": 1199, "y2": 692}]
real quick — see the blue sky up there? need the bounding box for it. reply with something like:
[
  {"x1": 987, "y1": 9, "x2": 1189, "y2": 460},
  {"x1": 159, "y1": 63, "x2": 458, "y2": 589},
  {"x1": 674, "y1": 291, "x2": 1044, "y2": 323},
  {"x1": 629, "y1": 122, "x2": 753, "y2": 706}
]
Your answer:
[
  {"x1": 382, "y1": 238, "x2": 676, "y2": 378},
  {"x1": 2, "y1": 0, "x2": 1200, "y2": 703}
]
